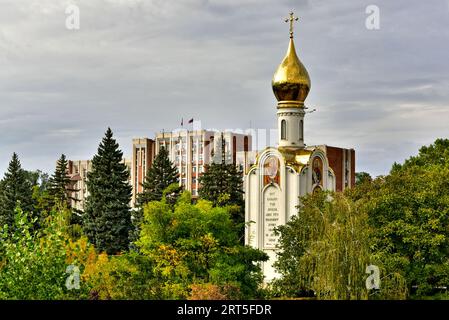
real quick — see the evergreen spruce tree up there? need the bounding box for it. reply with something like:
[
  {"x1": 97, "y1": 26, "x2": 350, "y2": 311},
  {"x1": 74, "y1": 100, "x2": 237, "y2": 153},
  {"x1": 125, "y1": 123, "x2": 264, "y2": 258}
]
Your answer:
[
  {"x1": 0, "y1": 153, "x2": 35, "y2": 228},
  {"x1": 198, "y1": 162, "x2": 244, "y2": 207},
  {"x1": 48, "y1": 154, "x2": 76, "y2": 207},
  {"x1": 136, "y1": 147, "x2": 179, "y2": 206},
  {"x1": 130, "y1": 147, "x2": 179, "y2": 246},
  {"x1": 198, "y1": 162, "x2": 244, "y2": 229},
  {"x1": 84, "y1": 128, "x2": 132, "y2": 254}
]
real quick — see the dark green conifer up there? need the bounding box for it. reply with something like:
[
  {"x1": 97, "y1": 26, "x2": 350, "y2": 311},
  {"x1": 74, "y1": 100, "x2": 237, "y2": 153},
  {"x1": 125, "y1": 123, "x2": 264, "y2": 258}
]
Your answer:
[
  {"x1": 84, "y1": 128, "x2": 132, "y2": 254},
  {"x1": 0, "y1": 153, "x2": 34, "y2": 228}
]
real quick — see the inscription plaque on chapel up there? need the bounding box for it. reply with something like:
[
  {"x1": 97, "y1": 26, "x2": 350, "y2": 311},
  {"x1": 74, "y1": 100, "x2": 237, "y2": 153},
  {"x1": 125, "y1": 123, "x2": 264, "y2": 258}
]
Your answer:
[{"x1": 264, "y1": 186, "x2": 281, "y2": 249}]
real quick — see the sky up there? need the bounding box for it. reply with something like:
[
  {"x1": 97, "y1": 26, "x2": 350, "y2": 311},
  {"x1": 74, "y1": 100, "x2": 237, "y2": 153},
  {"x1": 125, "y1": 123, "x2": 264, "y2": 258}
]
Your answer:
[{"x1": 0, "y1": 0, "x2": 449, "y2": 177}]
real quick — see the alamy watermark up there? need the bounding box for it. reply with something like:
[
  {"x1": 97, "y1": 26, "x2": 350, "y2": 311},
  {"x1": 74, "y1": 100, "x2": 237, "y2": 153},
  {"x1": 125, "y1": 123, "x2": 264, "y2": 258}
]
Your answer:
[
  {"x1": 365, "y1": 264, "x2": 381, "y2": 290},
  {"x1": 65, "y1": 4, "x2": 80, "y2": 30},
  {"x1": 365, "y1": 5, "x2": 380, "y2": 30},
  {"x1": 65, "y1": 265, "x2": 80, "y2": 290}
]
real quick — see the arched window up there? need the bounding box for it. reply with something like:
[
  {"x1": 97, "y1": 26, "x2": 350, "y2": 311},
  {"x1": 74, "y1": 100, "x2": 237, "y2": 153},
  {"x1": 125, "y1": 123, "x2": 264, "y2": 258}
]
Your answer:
[
  {"x1": 281, "y1": 120, "x2": 287, "y2": 140},
  {"x1": 299, "y1": 120, "x2": 304, "y2": 140},
  {"x1": 244, "y1": 136, "x2": 249, "y2": 152}
]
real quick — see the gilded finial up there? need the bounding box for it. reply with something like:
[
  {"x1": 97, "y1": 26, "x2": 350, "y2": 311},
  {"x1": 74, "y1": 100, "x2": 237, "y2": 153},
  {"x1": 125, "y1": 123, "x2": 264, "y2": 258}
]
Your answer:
[
  {"x1": 285, "y1": 11, "x2": 299, "y2": 39},
  {"x1": 272, "y1": 11, "x2": 310, "y2": 104}
]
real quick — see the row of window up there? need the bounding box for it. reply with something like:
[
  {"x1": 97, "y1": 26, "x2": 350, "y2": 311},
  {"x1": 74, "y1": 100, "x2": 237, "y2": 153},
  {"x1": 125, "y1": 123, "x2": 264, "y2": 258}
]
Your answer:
[
  {"x1": 178, "y1": 166, "x2": 204, "y2": 173},
  {"x1": 173, "y1": 141, "x2": 204, "y2": 150},
  {"x1": 175, "y1": 155, "x2": 204, "y2": 163},
  {"x1": 180, "y1": 178, "x2": 200, "y2": 186}
]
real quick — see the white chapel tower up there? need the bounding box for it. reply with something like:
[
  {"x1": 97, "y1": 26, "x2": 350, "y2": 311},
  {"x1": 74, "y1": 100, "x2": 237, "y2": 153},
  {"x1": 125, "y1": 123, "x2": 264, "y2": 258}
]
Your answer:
[
  {"x1": 245, "y1": 12, "x2": 356, "y2": 281},
  {"x1": 273, "y1": 12, "x2": 310, "y2": 151}
]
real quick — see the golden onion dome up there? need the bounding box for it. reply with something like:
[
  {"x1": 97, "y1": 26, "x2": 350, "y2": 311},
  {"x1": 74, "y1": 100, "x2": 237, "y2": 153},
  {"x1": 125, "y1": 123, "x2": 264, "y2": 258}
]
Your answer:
[{"x1": 272, "y1": 16, "x2": 310, "y2": 105}]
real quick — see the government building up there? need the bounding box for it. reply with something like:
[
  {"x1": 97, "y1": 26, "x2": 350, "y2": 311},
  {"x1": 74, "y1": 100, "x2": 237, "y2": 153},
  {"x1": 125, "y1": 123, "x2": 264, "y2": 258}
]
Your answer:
[
  {"x1": 130, "y1": 130, "x2": 252, "y2": 205},
  {"x1": 67, "y1": 129, "x2": 253, "y2": 210},
  {"x1": 154, "y1": 129, "x2": 251, "y2": 197},
  {"x1": 244, "y1": 13, "x2": 355, "y2": 281}
]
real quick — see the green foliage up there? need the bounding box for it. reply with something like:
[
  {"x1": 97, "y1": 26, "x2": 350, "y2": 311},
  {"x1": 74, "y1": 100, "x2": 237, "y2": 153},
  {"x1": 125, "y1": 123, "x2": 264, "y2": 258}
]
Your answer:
[
  {"x1": 0, "y1": 207, "x2": 77, "y2": 299},
  {"x1": 48, "y1": 154, "x2": 77, "y2": 208},
  {"x1": 82, "y1": 251, "x2": 157, "y2": 300},
  {"x1": 136, "y1": 192, "x2": 268, "y2": 299},
  {"x1": 0, "y1": 204, "x2": 150, "y2": 300},
  {"x1": 137, "y1": 147, "x2": 179, "y2": 207},
  {"x1": 0, "y1": 153, "x2": 35, "y2": 229},
  {"x1": 347, "y1": 139, "x2": 449, "y2": 298},
  {"x1": 1, "y1": 135, "x2": 448, "y2": 300},
  {"x1": 198, "y1": 163, "x2": 245, "y2": 238},
  {"x1": 132, "y1": 147, "x2": 180, "y2": 247},
  {"x1": 198, "y1": 163, "x2": 244, "y2": 208},
  {"x1": 355, "y1": 171, "x2": 372, "y2": 185},
  {"x1": 84, "y1": 128, "x2": 132, "y2": 255},
  {"x1": 392, "y1": 138, "x2": 449, "y2": 172},
  {"x1": 24, "y1": 169, "x2": 50, "y2": 192},
  {"x1": 273, "y1": 192, "x2": 373, "y2": 299},
  {"x1": 360, "y1": 163, "x2": 449, "y2": 297}
]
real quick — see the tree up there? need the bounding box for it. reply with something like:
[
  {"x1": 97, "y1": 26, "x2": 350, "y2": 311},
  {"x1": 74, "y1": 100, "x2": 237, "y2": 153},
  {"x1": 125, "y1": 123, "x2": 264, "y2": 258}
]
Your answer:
[
  {"x1": 273, "y1": 192, "x2": 371, "y2": 299},
  {"x1": 355, "y1": 171, "x2": 372, "y2": 185},
  {"x1": 137, "y1": 146, "x2": 179, "y2": 207},
  {"x1": 81, "y1": 251, "x2": 157, "y2": 300},
  {"x1": 198, "y1": 163, "x2": 244, "y2": 231},
  {"x1": 274, "y1": 191, "x2": 408, "y2": 299},
  {"x1": 0, "y1": 207, "x2": 67, "y2": 299},
  {"x1": 362, "y1": 160, "x2": 449, "y2": 297},
  {"x1": 25, "y1": 170, "x2": 50, "y2": 192},
  {"x1": 347, "y1": 139, "x2": 449, "y2": 298},
  {"x1": 84, "y1": 128, "x2": 132, "y2": 255},
  {"x1": 48, "y1": 154, "x2": 77, "y2": 208},
  {"x1": 0, "y1": 153, "x2": 35, "y2": 228},
  {"x1": 392, "y1": 138, "x2": 449, "y2": 172},
  {"x1": 198, "y1": 163, "x2": 243, "y2": 207},
  {"x1": 136, "y1": 191, "x2": 268, "y2": 299},
  {"x1": 131, "y1": 147, "x2": 179, "y2": 246}
]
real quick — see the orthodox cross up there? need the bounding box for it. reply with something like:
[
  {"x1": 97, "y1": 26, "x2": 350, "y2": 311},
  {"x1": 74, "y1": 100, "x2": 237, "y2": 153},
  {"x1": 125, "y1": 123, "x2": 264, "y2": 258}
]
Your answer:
[{"x1": 285, "y1": 12, "x2": 299, "y2": 38}]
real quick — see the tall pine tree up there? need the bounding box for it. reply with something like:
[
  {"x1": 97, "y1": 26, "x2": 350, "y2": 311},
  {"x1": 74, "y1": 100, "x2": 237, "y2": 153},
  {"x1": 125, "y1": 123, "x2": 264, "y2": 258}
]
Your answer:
[
  {"x1": 198, "y1": 163, "x2": 244, "y2": 207},
  {"x1": 0, "y1": 153, "x2": 35, "y2": 228},
  {"x1": 198, "y1": 162, "x2": 244, "y2": 230},
  {"x1": 48, "y1": 154, "x2": 76, "y2": 208},
  {"x1": 137, "y1": 146, "x2": 179, "y2": 206},
  {"x1": 130, "y1": 147, "x2": 179, "y2": 246},
  {"x1": 84, "y1": 128, "x2": 132, "y2": 254}
]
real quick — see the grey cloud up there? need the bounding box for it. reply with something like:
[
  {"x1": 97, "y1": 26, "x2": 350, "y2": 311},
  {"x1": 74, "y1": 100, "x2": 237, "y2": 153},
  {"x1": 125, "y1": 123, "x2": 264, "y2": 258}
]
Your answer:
[{"x1": 0, "y1": 0, "x2": 448, "y2": 177}]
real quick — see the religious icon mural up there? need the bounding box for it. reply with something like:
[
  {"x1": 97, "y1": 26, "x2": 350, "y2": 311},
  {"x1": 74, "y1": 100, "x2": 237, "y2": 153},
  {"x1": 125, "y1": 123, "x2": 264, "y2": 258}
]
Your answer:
[
  {"x1": 263, "y1": 155, "x2": 280, "y2": 187},
  {"x1": 312, "y1": 156, "x2": 323, "y2": 188}
]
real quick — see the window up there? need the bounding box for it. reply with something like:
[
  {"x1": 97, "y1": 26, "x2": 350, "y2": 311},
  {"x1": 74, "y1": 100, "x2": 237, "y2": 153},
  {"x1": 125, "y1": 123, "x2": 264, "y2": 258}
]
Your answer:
[
  {"x1": 299, "y1": 120, "x2": 304, "y2": 141},
  {"x1": 281, "y1": 120, "x2": 287, "y2": 140},
  {"x1": 233, "y1": 136, "x2": 237, "y2": 165}
]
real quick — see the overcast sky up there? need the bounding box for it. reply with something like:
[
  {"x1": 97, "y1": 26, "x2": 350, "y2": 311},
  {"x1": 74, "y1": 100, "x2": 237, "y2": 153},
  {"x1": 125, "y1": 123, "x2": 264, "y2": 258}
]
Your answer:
[{"x1": 1, "y1": 0, "x2": 448, "y2": 177}]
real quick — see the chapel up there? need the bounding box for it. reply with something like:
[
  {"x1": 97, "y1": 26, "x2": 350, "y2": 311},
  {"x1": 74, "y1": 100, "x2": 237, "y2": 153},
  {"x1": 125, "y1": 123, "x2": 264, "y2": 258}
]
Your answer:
[{"x1": 244, "y1": 12, "x2": 356, "y2": 281}]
